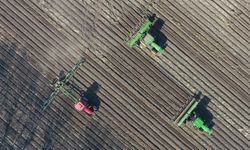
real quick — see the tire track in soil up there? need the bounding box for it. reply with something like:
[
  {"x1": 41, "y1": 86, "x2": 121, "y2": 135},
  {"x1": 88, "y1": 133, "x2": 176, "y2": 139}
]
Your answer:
[
  {"x1": 0, "y1": 54, "x2": 120, "y2": 150},
  {"x1": 1, "y1": 51, "x2": 78, "y2": 149},
  {"x1": 0, "y1": 3, "x2": 146, "y2": 149},
  {"x1": 184, "y1": 0, "x2": 250, "y2": 83},
  {"x1": 0, "y1": 13, "x2": 150, "y2": 149},
  {"x1": 0, "y1": 32, "x2": 132, "y2": 149},
  {"x1": 1, "y1": 0, "x2": 250, "y2": 149},
  {"x1": 156, "y1": 0, "x2": 250, "y2": 139},
  {"x1": 128, "y1": 0, "x2": 249, "y2": 148},
  {"x1": 10, "y1": 0, "x2": 197, "y2": 149},
  {"x1": 120, "y1": 0, "x2": 249, "y2": 148},
  {"x1": 0, "y1": 50, "x2": 94, "y2": 150},
  {"x1": 0, "y1": 2, "x2": 189, "y2": 149},
  {"x1": 50, "y1": 0, "x2": 199, "y2": 149},
  {"x1": 99, "y1": 1, "x2": 229, "y2": 149},
  {"x1": 24, "y1": 0, "x2": 211, "y2": 149},
  {"x1": 85, "y1": 0, "x2": 228, "y2": 149},
  {"x1": 160, "y1": 3, "x2": 246, "y2": 150},
  {"x1": 0, "y1": 32, "x2": 134, "y2": 149}
]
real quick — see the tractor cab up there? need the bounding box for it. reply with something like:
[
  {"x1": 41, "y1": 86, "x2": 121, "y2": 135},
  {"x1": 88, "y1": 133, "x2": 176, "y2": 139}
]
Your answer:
[{"x1": 74, "y1": 96, "x2": 97, "y2": 116}]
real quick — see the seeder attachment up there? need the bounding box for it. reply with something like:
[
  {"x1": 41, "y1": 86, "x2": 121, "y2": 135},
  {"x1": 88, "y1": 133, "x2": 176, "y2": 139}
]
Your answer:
[
  {"x1": 125, "y1": 16, "x2": 164, "y2": 54},
  {"x1": 174, "y1": 97, "x2": 199, "y2": 127},
  {"x1": 174, "y1": 94, "x2": 213, "y2": 135}
]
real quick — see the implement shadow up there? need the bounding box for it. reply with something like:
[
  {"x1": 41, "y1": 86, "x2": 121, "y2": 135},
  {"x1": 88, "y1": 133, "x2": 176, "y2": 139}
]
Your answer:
[
  {"x1": 195, "y1": 91, "x2": 214, "y2": 129},
  {"x1": 148, "y1": 14, "x2": 168, "y2": 50}
]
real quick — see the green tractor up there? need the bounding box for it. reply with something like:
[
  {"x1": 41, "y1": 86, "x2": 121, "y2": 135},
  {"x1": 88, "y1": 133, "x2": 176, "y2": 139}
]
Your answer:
[
  {"x1": 192, "y1": 116, "x2": 212, "y2": 135},
  {"x1": 125, "y1": 16, "x2": 164, "y2": 54},
  {"x1": 174, "y1": 93, "x2": 213, "y2": 135}
]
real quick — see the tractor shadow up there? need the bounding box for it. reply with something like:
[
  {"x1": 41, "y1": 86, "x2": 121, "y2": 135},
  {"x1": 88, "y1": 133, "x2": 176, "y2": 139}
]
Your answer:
[
  {"x1": 80, "y1": 81, "x2": 101, "y2": 111},
  {"x1": 194, "y1": 91, "x2": 214, "y2": 129},
  {"x1": 148, "y1": 14, "x2": 168, "y2": 50}
]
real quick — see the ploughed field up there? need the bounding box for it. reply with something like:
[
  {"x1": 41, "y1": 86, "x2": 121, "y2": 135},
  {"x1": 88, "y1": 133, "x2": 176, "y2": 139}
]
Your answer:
[{"x1": 0, "y1": 0, "x2": 249, "y2": 149}]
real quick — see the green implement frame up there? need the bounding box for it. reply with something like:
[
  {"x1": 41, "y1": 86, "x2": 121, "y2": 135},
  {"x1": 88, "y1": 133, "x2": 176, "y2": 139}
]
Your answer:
[
  {"x1": 174, "y1": 97, "x2": 199, "y2": 127},
  {"x1": 127, "y1": 19, "x2": 152, "y2": 48},
  {"x1": 41, "y1": 58, "x2": 85, "y2": 112},
  {"x1": 126, "y1": 18, "x2": 164, "y2": 54},
  {"x1": 174, "y1": 94, "x2": 213, "y2": 135}
]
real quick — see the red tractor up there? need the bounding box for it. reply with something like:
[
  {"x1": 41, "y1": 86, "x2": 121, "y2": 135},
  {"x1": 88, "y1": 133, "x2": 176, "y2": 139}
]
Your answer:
[
  {"x1": 74, "y1": 96, "x2": 97, "y2": 116},
  {"x1": 41, "y1": 58, "x2": 98, "y2": 117}
]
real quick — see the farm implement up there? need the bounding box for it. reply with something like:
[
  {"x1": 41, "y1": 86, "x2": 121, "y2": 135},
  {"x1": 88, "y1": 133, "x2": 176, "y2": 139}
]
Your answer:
[
  {"x1": 174, "y1": 92, "x2": 213, "y2": 135},
  {"x1": 41, "y1": 58, "x2": 97, "y2": 116},
  {"x1": 125, "y1": 16, "x2": 164, "y2": 54}
]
